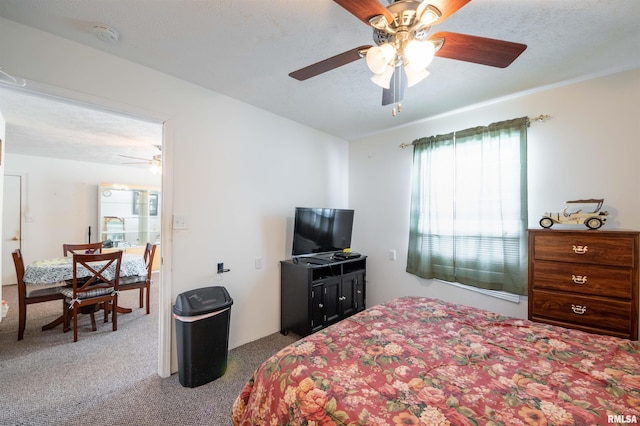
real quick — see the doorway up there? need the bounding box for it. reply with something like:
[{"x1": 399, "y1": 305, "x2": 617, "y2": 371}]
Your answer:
[{"x1": 0, "y1": 86, "x2": 170, "y2": 376}]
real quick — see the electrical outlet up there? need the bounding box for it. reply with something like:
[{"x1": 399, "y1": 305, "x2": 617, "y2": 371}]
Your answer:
[
  {"x1": 217, "y1": 262, "x2": 224, "y2": 273},
  {"x1": 255, "y1": 257, "x2": 263, "y2": 269}
]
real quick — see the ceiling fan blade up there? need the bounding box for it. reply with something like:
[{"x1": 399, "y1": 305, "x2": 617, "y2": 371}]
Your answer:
[
  {"x1": 428, "y1": 0, "x2": 471, "y2": 25},
  {"x1": 333, "y1": 0, "x2": 394, "y2": 26},
  {"x1": 431, "y1": 32, "x2": 527, "y2": 68},
  {"x1": 382, "y1": 67, "x2": 406, "y2": 106},
  {"x1": 289, "y1": 45, "x2": 371, "y2": 81},
  {"x1": 118, "y1": 154, "x2": 152, "y2": 161}
]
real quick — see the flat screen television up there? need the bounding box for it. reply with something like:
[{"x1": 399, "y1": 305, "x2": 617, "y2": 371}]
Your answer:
[{"x1": 292, "y1": 207, "x2": 354, "y2": 257}]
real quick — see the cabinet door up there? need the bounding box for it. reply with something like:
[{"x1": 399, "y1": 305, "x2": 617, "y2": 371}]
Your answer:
[
  {"x1": 311, "y1": 284, "x2": 324, "y2": 332},
  {"x1": 354, "y1": 271, "x2": 365, "y2": 311},
  {"x1": 340, "y1": 273, "x2": 357, "y2": 318},
  {"x1": 322, "y1": 279, "x2": 340, "y2": 325}
]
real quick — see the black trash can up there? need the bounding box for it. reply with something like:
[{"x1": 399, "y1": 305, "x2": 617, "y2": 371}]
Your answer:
[{"x1": 173, "y1": 286, "x2": 233, "y2": 388}]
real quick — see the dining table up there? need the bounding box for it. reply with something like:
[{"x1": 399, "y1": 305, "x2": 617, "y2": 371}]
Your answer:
[{"x1": 23, "y1": 253, "x2": 148, "y2": 331}]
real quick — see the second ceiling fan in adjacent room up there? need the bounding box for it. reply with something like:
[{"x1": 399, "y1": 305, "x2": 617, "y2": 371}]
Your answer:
[{"x1": 119, "y1": 145, "x2": 162, "y2": 174}]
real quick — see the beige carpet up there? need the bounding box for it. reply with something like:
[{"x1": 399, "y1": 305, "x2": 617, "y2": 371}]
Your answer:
[{"x1": 0, "y1": 280, "x2": 298, "y2": 425}]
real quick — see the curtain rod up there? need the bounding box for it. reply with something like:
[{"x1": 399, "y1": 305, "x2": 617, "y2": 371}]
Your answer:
[{"x1": 398, "y1": 114, "x2": 551, "y2": 149}]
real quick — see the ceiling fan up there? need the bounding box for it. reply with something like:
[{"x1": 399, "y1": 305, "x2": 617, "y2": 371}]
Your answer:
[
  {"x1": 289, "y1": 0, "x2": 527, "y2": 114},
  {"x1": 119, "y1": 145, "x2": 162, "y2": 173}
]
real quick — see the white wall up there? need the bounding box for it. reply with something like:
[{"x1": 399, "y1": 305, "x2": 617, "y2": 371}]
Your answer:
[
  {"x1": 4, "y1": 154, "x2": 161, "y2": 263},
  {"x1": 349, "y1": 69, "x2": 640, "y2": 319},
  {"x1": 0, "y1": 17, "x2": 350, "y2": 370}
]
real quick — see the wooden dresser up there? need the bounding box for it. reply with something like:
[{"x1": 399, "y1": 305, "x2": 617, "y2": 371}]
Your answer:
[{"x1": 528, "y1": 229, "x2": 639, "y2": 340}]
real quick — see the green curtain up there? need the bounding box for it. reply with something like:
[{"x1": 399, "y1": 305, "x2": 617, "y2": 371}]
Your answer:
[{"x1": 406, "y1": 117, "x2": 529, "y2": 295}]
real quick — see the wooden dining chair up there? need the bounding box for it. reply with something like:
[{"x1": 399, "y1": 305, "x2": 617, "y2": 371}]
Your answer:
[
  {"x1": 13, "y1": 249, "x2": 65, "y2": 341},
  {"x1": 118, "y1": 243, "x2": 157, "y2": 314},
  {"x1": 62, "y1": 242, "x2": 103, "y2": 256},
  {"x1": 61, "y1": 251, "x2": 123, "y2": 342}
]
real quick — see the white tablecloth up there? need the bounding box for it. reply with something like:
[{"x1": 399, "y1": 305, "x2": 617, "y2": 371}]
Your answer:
[{"x1": 23, "y1": 254, "x2": 147, "y2": 285}]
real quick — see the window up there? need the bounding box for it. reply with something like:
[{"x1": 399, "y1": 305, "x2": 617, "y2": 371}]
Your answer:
[{"x1": 406, "y1": 117, "x2": 528, "y2": 296}]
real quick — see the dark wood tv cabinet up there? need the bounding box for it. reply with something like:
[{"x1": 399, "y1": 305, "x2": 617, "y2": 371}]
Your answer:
[{"x1": 280, "y1": 255, "x2": 366, "y2": 337}]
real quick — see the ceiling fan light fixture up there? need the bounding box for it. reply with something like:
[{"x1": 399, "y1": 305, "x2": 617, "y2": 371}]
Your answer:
[
  {"x1": 149, "y1": 155, "x2": 162, "y2": 174},
  {"x1": 404, "y1": 40, "x2": 436, "y2": 70},
  {"x1": 370, "y1": 65, "x2": 395, "y2": 89},
  {"x1": 405, "y1": 66, "x2": 430, "y2": 87},
  {"x1": 149, "y1": 163, "x2": 161, "y2": 174},
  {"x1": 365, "y1": 43, "x2": 396, "y2": 74},
  {"x1": 416, "y1": 3, "x2": 442, "y2": 25},
  {"x1": 368, "y1": 15, "x2": 389, "y2": 31}
]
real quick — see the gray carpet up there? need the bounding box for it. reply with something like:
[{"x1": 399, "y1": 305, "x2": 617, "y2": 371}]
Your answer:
[{"x1": 0, "y1": 281, "x2": 298, "y2": 425}]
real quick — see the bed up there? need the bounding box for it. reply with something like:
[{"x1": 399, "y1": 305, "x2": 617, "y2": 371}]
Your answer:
[{"x1": 232, "y1": 296, "x2": 640, "y2": 425}]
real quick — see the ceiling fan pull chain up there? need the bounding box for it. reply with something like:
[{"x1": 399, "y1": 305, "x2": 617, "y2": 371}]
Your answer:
[
  {"x1": 391, "y1": 83, "x2": 396, "y2": 115},
  {"x1": 392, "y1": 102, "x2": 402, "y2": 116},
  {"x1": 392, "y1": 71, "x2": 398, "y2": 116}
]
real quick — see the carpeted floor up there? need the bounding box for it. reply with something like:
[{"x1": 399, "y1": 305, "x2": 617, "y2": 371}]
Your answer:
[{"x1": 0, "y1": 280, "x2": 298, "y2": 425}]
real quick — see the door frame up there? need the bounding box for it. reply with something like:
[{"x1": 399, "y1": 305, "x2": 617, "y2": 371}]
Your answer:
[
  {"x1": 2, "y1": 173, "x2": 25, "y2": 286},
  {"x1": 1, "y1": 82, "x2": 173, "y2": 378}
]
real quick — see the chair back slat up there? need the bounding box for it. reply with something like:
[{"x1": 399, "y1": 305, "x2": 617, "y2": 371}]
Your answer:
[
  {"x1": 118, "y1": 243, "x2": 156, "y2": 315},
  {"x1": 65, "y1": 250, "x2": 123, "y2": 342},
  {"x1": 12, "y1": 249, "x2": 26, "y2": 302},
  {"x1": 13, "y1": 248, "x2": 65, "y2": 341},
  {"x1": 63, "y1": 242, "x2": 103, "y2": 257},
  {"x1": 143, "y1": 242, "x2": 157, "y2": 278},
  {"x1": 72, "y1": 251, "x2": 122, "y2": 296}
]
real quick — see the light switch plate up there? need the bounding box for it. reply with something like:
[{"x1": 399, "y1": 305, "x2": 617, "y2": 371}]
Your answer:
[{"x1": 173, "y1": 215, "x2": 188, "y2": 230}]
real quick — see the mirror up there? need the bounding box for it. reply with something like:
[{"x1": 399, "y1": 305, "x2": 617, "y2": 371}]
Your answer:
[{"x1": 99, "y1": 183, "x2": 161, "y2": 248}]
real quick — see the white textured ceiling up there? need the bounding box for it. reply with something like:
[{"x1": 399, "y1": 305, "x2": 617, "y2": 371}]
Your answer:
[
  {"x1": 0, "y1": 0, "x2": 638, "y2": 165},
  {"x1": 0, "y1": 87, "x2": 163, "y2": 167}
]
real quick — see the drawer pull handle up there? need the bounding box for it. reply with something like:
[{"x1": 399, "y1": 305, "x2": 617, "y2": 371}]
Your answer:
[
  {"x1": 571, "y1": 304, "x2": 587, "y2": 315},
  {"x1": 572, "y1": 245, "x2": 588, "y2": 254},
  {"x1": 571, "y1": 275, "x2": 587, "y2": 284},
  {"x1": 318, "y1": 303, "x2": 323, "y2": 308}
]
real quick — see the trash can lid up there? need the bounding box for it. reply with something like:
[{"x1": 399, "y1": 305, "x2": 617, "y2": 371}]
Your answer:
[{"x1": 172, "y1": 286, "x2": 233, "y2": 317}]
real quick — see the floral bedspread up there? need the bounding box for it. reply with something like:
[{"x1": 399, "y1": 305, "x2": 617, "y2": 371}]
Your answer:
[{"x1": 232, "y1": 297, "x2": 640, "y2": 425}]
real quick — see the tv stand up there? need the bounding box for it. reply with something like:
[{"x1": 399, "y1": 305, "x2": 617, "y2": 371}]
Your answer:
[
  {"x1": 280, "y1": 255, "x2": 366, "y2": 337},
  {"x1": 294, "y1": 252, "x2": 361, "y2": 264},
  {"x1": 294, "y1": 256, "x2": 331, "y2": 266}
]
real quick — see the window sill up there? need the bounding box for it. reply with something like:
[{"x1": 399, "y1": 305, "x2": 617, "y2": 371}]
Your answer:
[{"x1": 435, "y1": 279, "x2": 521, "y2": 304}]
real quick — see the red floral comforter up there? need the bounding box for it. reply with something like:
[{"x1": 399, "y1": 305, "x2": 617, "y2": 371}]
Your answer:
[{"x1": 232, "y1": 297, "x2": 640, "y2": 425}]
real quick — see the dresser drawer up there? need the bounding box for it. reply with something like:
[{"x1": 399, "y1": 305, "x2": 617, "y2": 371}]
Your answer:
[
  {"x1": 530, "y1": 290, "x2": 632, "y2": 336},
  {"x1": 531, "y1": 261, "x2": 632, "y2": 299},
  {"x1": 532, "y1": 233, "x2": 636, "y2": 267}
]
